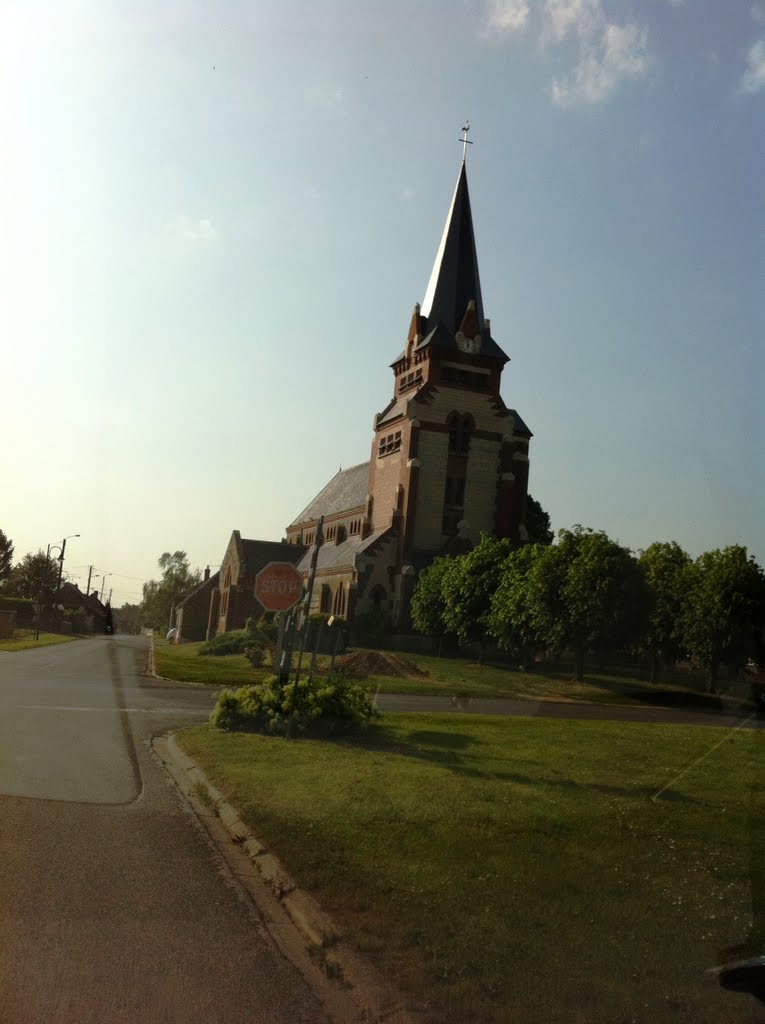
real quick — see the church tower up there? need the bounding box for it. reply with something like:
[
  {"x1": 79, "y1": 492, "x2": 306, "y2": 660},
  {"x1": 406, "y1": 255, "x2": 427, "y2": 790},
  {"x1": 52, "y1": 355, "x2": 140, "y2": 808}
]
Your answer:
[{"x1": 366, "y1": 153, "x2": 533, "y2": 624}]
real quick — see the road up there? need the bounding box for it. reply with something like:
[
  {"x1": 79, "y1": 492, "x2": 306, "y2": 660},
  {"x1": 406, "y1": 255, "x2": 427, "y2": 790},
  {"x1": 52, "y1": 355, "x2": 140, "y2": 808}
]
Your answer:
[{"x1": 0, "y1": 635, "x2": 329, "y2": 1024}]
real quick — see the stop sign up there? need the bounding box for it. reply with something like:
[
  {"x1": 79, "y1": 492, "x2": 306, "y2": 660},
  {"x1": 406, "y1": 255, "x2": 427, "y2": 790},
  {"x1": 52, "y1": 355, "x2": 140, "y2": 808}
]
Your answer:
[{"x1": 254, "y1": 561, "x2": 303, "y2": 613}]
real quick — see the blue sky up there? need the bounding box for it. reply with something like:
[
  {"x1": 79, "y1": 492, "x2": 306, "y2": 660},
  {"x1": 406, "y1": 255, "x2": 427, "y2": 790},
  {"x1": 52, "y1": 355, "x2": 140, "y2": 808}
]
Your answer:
[{"x1": 2, "y1": 0, "x2": 763, "y2": 606}]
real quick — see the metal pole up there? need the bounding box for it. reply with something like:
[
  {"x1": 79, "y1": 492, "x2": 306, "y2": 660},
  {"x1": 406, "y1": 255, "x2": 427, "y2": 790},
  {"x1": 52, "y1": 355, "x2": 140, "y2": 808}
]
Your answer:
[
  {"x1": 56, "y1": 538, "x2": 67, "y2": 590},
  {"x1": 286, "y1": 516, "x2": 323, "y2": 738},
  {"x1": 100, "y1": 575, "x2": 107, "y2": 602},
  {"x1": 307, "y1": 621, "x2": 324, "y2": 685}
]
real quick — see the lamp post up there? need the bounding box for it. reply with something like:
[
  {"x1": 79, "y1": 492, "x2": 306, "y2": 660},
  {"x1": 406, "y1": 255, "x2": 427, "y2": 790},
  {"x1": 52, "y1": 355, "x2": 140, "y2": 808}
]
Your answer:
[{"x1": 47, "y1": 535, "x2": 80, "y2": 591}]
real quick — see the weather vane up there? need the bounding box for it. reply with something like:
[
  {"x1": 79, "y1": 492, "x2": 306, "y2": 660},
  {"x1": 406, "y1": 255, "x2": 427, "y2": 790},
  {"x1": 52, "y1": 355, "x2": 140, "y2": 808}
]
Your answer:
[{"x1": 459, "y1": 122, "x2": 473, "y2": 161}]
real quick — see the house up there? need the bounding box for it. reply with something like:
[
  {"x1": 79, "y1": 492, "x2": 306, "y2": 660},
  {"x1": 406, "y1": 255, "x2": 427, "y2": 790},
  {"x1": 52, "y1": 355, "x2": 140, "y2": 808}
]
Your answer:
[{"x1": 173, "y1": 568, "x2": 219, "y2": 644}]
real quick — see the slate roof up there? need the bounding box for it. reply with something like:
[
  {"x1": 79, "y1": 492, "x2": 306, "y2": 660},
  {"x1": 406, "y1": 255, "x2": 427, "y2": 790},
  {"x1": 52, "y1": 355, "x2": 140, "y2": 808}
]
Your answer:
[
  {"x1": 421, "y1": 160, "x2": 484, "y2": 335},
  {"x1": 290, "y1": 462, "x2": 370, "y2": 527},
  {"x1": 240, "y1": 539, "x2": 306, "y2": 574},
  {"x1": 296, "y1": 528, "x2": 391, "y2": 574},
  {"x1": 509, "y1": 409, "x2": 533, "y2": 438},
  {"x1": 376, "y1": 396, "x2": 407, "y2": 426},
  {"x1": 177, "y1": 571, "x2": 219, "y2": 608}
]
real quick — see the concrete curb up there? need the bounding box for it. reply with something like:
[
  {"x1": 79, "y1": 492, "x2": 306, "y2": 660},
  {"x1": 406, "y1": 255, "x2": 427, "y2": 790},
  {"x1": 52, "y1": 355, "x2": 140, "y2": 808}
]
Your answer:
[
  {"x1": 160, "y1": 732, "x2": 420, "y2": 1022},
  {"x1": 164, "y1": 732, "x2": 344, "y2": 950}
]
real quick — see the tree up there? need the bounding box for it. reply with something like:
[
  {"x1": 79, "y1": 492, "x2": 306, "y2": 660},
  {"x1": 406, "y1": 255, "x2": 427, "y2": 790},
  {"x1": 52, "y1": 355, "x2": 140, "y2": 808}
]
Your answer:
[
  {"x1": 0, "y1": 530, "x2": 14, "y2": 585},
  {"x1": 140, "y1": 551, "x2": 201, "y2": 632},
  {"x1": 524, "y1": 495, "x2": 553, "y2": 546},
  {"x1": 4, "y1": 549, "x2": 60, "y2": 601},
  {"x1": 681, "y1": 546, "x2": 765, "y2": 692},
  {"x1": 410, "y1": 555, "x2": 458, "y2": 655},
  {"x1": 488, "y1": 544, "x2": 547, "y2": 669},
  {"x1": 441, "y1": 534, "x2": 512, "y2": 662},
  {"x1": 113, "y1": 602, "x2": 141, "y2": 635},
  {"x1": 526, "y1": 526, "x2": 649, "y2": 681},
  {"x1": 639, "y1": 541, "x2": 691, "y2": 682}
]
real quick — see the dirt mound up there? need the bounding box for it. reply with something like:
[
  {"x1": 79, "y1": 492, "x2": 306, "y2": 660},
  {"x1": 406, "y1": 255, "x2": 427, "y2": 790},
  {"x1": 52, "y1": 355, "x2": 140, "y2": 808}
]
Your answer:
[{"x1": 335, "y1": 650, "x2": 427, "y2": 679}]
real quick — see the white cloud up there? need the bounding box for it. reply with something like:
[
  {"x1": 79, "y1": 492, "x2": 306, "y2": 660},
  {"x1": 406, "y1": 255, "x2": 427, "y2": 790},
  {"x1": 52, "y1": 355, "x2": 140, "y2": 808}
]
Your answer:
[
  {"x1": 168, "y1": 216, "x2": 220, "y2": 242},
  {"x1": 740, "y1": 38, "x2": 765, "y2": 93},
  {"x1": 482, "y1": 0, "x2": 650, "y2": 107},
  {"x1": 543, "y1": 0, "x2": 601, "y2": 44},
  {"x1": 544, "y1": 1, "x2": 650, "y2": 107},
  {"x1": 483, "y1": 0, "x2": 530, "y2": 36}
]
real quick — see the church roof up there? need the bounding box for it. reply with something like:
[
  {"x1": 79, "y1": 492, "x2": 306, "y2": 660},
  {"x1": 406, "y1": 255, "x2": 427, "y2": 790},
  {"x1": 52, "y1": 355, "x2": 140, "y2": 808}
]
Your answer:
[
  {"x1": 420, "y1": 160, "x2": 484, "y2": 335},
  {"x1": 509, "y1": 409, "x2": 533, "y2": 438},
  {"x1": 290, "y1": 462, "x2": 369, "y2": 527},
  {"x1": 240, "y1": 538, "x2": 305, "y2": 572},
  {"x1": 296, "y1": 528, "x2": 391, "y2": 573}
]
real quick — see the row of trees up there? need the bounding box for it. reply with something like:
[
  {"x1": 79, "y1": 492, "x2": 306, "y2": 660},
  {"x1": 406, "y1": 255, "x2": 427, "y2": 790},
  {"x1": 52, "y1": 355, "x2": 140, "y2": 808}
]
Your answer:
[{"x1": 410, "y1": 527, "x2": 765, "y2": 690}]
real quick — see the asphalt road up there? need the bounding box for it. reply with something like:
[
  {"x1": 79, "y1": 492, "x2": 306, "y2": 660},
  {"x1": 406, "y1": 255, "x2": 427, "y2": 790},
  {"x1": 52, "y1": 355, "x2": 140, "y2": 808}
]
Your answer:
[{"x1": 0, "y1": 635, "x2": 329, "y2": 1024}]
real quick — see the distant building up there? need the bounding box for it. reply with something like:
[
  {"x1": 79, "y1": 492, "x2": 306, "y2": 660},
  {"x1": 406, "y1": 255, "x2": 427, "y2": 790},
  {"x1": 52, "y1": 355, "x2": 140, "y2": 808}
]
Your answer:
[{"x1": 208, "y1": 156, "x2": 532, "y2": 635}]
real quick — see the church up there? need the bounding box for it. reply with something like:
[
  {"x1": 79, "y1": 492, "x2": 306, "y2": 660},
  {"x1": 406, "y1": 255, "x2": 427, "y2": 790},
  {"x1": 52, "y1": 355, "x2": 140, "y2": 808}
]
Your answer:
[
  {"x1": 196, "y1": 150, "x2": 533, "y2": 642},
  {"x1": 282, "y1": 152, "x2": 533, "y2": 631}
]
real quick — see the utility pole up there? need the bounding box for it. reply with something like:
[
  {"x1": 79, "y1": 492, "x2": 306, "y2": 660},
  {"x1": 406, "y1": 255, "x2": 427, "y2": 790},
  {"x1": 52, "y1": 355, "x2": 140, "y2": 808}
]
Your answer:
[
  {"x1": 85, "y1": 566, "x2": 95, "y2": 597},
  {"x1": 100, "y1": 574, "x2": 110, "y2": 602},
  {"x1": 108, "y1": 588, "x2": 112, "y2": 605}
]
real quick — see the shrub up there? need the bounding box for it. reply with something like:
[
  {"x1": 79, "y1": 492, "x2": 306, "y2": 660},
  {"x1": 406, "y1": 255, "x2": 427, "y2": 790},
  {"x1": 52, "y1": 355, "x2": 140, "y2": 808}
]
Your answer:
[
  {"x1": 199, "y1": 630, "x2": 249, "y2": 656},
  {"x1": 352, "y1": 608, "x2": 392, "y2": 648},
  {"x1": 209, "y1": 673, "x2": 380, "y2": 736},
  {"x1": 244, "y1": 643, "x2": 265, "y2": 668}
]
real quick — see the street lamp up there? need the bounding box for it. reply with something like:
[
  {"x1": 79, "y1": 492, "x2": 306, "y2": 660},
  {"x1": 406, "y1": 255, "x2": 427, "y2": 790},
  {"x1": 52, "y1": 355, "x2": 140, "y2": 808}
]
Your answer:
[{"x1": 47, "y1": 534, "x2": 80, "y2": 591}]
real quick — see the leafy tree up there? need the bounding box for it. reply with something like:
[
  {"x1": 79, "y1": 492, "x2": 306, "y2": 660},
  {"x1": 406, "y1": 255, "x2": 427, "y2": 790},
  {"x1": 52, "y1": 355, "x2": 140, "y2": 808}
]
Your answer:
[
  {"x1": 3, "y1": 549, "x2": 60, "y2": 601},
  {"x1": 442, "y1": 534, "x2": 512, "y2": 662},
  {"x1": 488, "y1": 544, "x2": 547, "y2": 669},
  {"x1": 0, "y1": 530, "x2": 14, "y2": 585},
  {"x1": 681, "y1": 546, "x2": 765, "y2": 692},
  {"x1": 527, "y1": 526, "x2": 649, "y2": 681},
  {"x1": 410, "y1": 555, "x2": 458, "y2": 655},
  {"x1": 525, "y1": 495, "x2": 553, "y2": 546},
  {"x1": 140, "y1": 551, "x2": 201, "y2": 631},
  {"x1": 639, "y1": 541, "x2": 691, "y2": 682},
  {"x1": 112, "y1": 602, "x2": 141, "y2": 634}
]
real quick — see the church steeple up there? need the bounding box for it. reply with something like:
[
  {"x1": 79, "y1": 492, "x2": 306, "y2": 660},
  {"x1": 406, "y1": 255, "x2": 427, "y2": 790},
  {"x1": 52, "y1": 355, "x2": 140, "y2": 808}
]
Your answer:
[{"x1": 420, "y1": 160, "x2": 485, "y2": 336}]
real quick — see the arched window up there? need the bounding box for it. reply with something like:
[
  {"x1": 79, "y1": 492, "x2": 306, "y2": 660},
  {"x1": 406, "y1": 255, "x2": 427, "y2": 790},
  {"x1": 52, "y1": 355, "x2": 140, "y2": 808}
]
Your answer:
[
  {"x1": 447, "y1": 412, "x2": 473, "y2": 455},
  {"x1": 333, "y1": 583, "x2": 346, "y2": 618},
  {"x1": 319, "y1": 584, "x2": 331, "y2": 613}
]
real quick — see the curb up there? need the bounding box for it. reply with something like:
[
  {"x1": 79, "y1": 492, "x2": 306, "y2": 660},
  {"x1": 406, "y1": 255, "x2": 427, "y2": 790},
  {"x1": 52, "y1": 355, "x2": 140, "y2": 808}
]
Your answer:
[{"x1": 164, "y1": 733, "x2": 342, "y2": 949}]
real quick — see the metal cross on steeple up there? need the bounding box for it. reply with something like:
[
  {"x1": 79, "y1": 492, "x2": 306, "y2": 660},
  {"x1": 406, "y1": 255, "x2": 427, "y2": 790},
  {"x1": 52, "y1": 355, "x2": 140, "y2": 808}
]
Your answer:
[{"x1": 459, "y1": 122, "x2": 473, "y2": 161}]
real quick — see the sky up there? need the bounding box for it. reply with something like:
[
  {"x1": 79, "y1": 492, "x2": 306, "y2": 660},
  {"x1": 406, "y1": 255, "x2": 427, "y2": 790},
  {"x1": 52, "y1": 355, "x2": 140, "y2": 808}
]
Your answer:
[{"x1": 1, "y1": 0, "x2": 763, "y2": 607}]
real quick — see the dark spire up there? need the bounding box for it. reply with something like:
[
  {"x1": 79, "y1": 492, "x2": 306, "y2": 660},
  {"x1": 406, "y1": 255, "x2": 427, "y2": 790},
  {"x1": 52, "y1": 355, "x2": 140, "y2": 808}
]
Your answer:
[{"x1": 420, "y1": 160, "x2": 484, "y2": 335}]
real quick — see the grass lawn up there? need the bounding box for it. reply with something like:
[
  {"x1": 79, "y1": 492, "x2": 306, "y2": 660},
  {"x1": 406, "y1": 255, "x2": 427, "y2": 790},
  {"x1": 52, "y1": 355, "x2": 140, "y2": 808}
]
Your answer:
[
  {"x1": 155, "y1": 639, "x2": 747, "y2": 712},
  {"x1": 0, "y1": 631, "x2": 76, "y2": 652},
  {"x1": 153, "y1": 639, "x2": 257, "y2": 686},
  {"x1": 178, "y1": 713, "x2": 764, "y2": 1024}
]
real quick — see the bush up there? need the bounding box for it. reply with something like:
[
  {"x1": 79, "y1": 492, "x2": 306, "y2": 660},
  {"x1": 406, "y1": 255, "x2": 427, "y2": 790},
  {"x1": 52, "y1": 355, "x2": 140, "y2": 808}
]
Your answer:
[
  {"x1": 209, "y1": 673, "x2": 381, "y2": 736},
  {"x1": 352, "y1": 608, "x2": 392, "y2": 648},
  {"x1": 244, "y1": 643, "x2": 265, "y2": 668},
  {"x1": 199, "y1": 630, "x2": 249, "y2": 656},
  {"x1": 0, "y1": 595, "x2": 35, "y2": 626}
]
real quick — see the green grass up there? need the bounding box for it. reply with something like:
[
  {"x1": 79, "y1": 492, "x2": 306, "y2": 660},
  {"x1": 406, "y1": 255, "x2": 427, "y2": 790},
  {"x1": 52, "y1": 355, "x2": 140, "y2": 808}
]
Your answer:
[
  {"x1": 153, "y1": 639, "x2": 261, "y2": 686},
  {"x1": 0, "y1": 631, "x2": 76, "y2": 652},
  {"x1": 178, "y1": 713, "x2": 764, "y2": 1023},
  {"x1": 155, "y1": 639, "x2": 747, "y2": 712}
]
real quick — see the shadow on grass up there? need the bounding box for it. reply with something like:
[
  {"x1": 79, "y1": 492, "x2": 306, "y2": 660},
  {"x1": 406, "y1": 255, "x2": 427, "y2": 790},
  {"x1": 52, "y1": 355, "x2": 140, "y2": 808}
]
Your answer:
[{"x1": 331, "y1": 724, "x2": 701, "y2": 803}]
